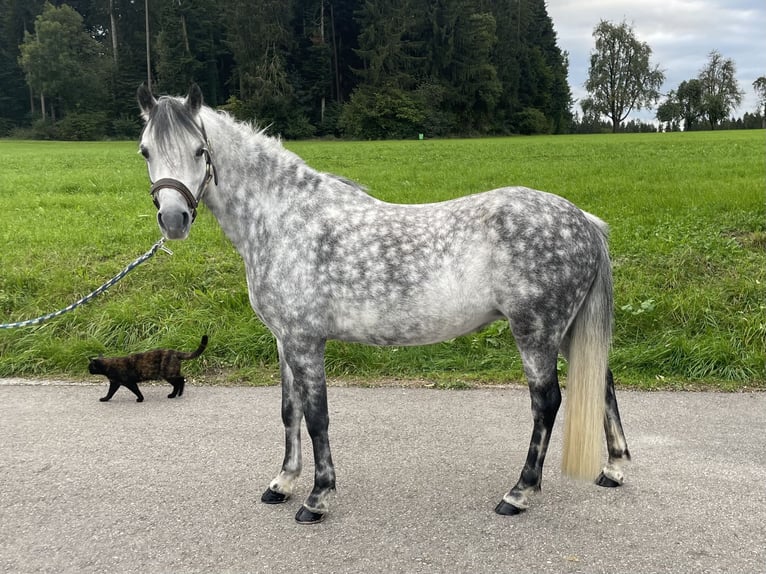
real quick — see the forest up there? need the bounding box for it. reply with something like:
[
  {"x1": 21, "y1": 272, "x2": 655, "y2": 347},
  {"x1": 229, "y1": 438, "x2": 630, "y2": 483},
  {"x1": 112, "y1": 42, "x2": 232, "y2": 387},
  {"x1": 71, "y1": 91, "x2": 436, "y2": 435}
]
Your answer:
[
  {"x1": 1, "y1": 1, "x2": 762, "y2": 140},
  {"x1": 1, "y1": 0, "x2": 575, "y2": 139}
]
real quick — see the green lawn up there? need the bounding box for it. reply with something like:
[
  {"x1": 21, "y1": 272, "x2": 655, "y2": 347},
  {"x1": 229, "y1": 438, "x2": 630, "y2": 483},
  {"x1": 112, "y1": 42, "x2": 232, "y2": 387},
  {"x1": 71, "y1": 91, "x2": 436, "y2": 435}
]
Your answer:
[{"x1": 0, "y1": 131, "x2": 763, "y2": 389}]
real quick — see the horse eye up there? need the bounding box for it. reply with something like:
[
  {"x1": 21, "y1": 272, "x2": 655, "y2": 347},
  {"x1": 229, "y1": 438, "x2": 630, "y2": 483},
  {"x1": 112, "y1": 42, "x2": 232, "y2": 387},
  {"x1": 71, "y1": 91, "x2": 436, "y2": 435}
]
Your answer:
[
  {"x1": 195, "y1": 147, "x2": 205, "y2": 158},
  {"x1": 139, "y1": 146, "x2": 150, "y2": 159}
]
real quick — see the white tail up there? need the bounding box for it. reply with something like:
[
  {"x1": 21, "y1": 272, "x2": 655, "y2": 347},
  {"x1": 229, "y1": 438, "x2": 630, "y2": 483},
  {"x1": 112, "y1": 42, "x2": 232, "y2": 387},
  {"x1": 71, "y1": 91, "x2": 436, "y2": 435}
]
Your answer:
[{"x1": 561, "y1": 219, "x2": 612, "y2": 480}]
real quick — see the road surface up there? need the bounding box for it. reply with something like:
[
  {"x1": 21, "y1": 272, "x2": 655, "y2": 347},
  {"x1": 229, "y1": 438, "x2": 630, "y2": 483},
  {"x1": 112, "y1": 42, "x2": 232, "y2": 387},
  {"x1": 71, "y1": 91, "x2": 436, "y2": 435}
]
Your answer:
[{"x1": 1, "y1": 380, "x2": 764, "y2": 573}]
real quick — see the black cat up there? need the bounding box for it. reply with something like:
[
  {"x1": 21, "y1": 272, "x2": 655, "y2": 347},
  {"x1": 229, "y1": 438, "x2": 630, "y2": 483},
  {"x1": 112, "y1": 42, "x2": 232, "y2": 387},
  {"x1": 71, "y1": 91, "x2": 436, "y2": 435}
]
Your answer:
[{"x1": 88, "y1": 335, "x2": 208, "y2": 402}]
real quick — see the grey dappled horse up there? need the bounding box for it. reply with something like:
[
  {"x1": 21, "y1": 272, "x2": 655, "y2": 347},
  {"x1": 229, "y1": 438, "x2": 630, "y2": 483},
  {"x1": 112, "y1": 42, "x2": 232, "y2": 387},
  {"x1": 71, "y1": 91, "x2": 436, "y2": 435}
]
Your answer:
[{"x1": 137, "y1": 84, "x2": 630, "y2": 524}]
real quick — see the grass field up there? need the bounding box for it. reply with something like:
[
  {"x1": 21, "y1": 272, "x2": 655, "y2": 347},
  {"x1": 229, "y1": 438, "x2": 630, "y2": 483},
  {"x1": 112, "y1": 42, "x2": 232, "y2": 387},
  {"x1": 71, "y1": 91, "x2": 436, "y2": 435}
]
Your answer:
[{"x1": 0, "y1": 130, "x2": 764, "y2": 390}]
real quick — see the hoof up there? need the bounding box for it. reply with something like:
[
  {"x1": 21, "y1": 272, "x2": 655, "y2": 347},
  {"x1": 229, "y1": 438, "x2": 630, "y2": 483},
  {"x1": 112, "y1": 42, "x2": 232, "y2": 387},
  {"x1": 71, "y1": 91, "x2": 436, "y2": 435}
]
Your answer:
[
  {"x1": 494, "y1": 500, "x2": 525, "y2": 516},
  {"x1": 99, "y1": 397, "x2": 109, "y2": 402},
  {"x1": 295, "y1": 506, "x2": 326, "y2": 524},
  {"x1": 261, "y1": 488, "x2": 290, "y2": 504},
  {"x1": 596, "y1": 472, "x2": 621, "y2": 488}
]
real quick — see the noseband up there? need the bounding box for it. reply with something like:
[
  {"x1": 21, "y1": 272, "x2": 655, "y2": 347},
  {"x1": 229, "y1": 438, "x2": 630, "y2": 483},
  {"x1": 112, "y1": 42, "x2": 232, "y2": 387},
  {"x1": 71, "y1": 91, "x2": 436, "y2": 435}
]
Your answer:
[{"x1": 149, "y1": 126, "x2": 218, "y2": 224}]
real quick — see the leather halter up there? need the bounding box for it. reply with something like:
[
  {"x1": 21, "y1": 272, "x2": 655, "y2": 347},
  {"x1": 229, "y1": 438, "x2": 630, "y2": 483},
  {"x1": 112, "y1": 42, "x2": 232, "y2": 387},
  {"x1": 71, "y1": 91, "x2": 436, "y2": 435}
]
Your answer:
[{"x1": 149, "y1": 125, "x2": 218, "y2": 224}]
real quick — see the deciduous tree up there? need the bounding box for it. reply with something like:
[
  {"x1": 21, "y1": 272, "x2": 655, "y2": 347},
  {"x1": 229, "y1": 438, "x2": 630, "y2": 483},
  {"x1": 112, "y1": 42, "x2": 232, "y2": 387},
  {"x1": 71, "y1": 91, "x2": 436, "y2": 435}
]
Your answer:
[
  {"x1": 753, "y1": 76, "x2": 766, "y2": 128},
  {"x1": 585, "y1": 20, "x2": 664, "y2": 132},
  {"x1": 18, "y1": 2, "x2": 108, "y2": 121},
  {"x1": 656, "y1": 91, "x2": 681, "y2": 131},
  {"x1": 676, "y1": 79, "x2": 704, "y2": 130},
  {"x1": 698, "y1": 50, "x2": 742, "y2": 129}
]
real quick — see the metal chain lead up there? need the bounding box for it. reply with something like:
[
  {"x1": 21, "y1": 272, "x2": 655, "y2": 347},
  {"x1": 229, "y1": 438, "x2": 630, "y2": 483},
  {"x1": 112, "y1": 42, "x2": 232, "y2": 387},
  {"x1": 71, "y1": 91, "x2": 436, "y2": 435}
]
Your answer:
[{"x1": 0, "y1": 238, "x2": 172, "y2": 330}]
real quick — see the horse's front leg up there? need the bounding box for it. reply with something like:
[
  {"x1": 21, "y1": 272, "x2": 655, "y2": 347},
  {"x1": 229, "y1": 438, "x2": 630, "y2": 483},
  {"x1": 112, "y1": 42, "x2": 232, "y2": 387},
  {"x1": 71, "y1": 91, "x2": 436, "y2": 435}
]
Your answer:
[
  {"x1": 261, "y1": 340, "x2": 304, "y2": 505},
  {"x1": 264, "y1": 336, "x2": 336, "y2": 524}
]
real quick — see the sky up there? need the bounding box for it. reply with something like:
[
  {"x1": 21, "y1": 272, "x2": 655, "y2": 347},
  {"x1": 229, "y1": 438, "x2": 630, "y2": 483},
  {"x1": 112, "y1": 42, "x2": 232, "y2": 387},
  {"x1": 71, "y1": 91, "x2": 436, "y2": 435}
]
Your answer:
[{"x1": 545, "y1": 0, "x2": 766, "y2": 122}]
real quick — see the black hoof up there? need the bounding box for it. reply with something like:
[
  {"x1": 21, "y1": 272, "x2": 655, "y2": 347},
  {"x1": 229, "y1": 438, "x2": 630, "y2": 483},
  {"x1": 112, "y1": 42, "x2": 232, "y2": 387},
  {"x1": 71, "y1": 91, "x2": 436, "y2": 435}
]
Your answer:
[
  {"x1": 261, "y1": 488, "x2": 289, "y2": 504},
  {"x1": 136, "y1": 397, "x2": 144, "y2": 403},
  {"x1": 295, "y1": 506, "x2": 326, "y2": 524},
  {"x1": 99, "y1": 397, "x2": 109, "y2": 402},
  {"x1": 167, "y1": 394, "x2": 177, "y2": 398},
  {"x1": 595, "y1": 472, "x2": 621, "y2": 488},
  {"x1": 494, "y1": 500, "x2": 525, "y2": 516}
]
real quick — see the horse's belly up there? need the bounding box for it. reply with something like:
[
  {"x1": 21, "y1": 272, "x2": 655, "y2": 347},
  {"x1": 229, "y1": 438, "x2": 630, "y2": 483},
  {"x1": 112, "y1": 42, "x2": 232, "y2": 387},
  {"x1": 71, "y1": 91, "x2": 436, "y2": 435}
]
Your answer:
[
  {"x1": 332, "y1": 311, "x2": 502, "y2": 346},
  {"x1": 329, "y1": 282, "x2": 503, "y2": 346}
]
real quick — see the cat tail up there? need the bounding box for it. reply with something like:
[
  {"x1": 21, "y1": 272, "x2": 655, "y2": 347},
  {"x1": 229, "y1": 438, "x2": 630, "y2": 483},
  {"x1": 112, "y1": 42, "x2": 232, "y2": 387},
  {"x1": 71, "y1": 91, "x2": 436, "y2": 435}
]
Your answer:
[{"x1": 181, "y1": 335, "x2": 208, "y2": 360}]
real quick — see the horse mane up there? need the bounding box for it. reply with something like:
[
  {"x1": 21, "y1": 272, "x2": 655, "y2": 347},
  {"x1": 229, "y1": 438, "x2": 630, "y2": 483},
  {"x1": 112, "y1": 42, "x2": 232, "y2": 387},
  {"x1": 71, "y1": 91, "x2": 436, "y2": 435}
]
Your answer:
[
  {"x1": 199, "y1": 106, "x2": 372, "y2": 196},
  {"x1": 326, "y1": 173, "x2": 369, "y2": 195},
  {"x1": 144, "y1": 94, "x2": 370, "y2": 196}
]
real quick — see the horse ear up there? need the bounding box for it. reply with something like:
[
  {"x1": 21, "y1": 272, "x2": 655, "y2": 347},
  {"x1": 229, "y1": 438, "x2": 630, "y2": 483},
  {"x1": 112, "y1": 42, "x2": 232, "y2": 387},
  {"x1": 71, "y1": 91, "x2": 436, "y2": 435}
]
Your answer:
[
  {"x1": 185, "y1": 83, "x2": 203, "y2": 115},
  {"x1": 137, "y1": 83, "x2": 156, "y2": 120}
]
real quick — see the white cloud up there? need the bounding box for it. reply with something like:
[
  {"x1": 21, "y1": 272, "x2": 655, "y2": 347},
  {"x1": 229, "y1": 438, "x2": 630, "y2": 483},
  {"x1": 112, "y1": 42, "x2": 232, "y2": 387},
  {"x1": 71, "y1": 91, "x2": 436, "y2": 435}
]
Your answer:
[{"x1": 546, "y1": 0, "x2": 766, "y2": 120}]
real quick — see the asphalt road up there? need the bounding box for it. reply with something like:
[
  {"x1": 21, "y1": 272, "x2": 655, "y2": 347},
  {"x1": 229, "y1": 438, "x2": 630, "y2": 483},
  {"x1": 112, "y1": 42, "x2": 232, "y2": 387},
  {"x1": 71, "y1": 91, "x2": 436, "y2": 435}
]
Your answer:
[{"x1": 1, "y1": 380, "x2": 764, "y2": 574}]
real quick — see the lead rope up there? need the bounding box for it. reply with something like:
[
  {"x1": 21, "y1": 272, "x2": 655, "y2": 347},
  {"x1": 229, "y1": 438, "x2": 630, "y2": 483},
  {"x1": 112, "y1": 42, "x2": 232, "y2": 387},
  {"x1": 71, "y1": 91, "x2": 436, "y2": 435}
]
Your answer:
[{"x1": 0, "y1": 238, "x2": 172, "y2": 329}]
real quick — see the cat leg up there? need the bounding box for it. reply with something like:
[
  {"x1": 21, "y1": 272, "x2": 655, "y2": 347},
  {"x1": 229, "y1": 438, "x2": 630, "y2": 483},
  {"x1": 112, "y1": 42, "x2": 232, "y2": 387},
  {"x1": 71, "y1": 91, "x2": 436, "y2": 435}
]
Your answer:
[
  {"x1": 167, "y1": 377, "x2": 185, "y2": 398},
  {"x1": 123, "y1": 381, "x2": 144, "y2": 402},
  {"x1": 99, "y1": 380, "x2": 120, "y2": 402}
]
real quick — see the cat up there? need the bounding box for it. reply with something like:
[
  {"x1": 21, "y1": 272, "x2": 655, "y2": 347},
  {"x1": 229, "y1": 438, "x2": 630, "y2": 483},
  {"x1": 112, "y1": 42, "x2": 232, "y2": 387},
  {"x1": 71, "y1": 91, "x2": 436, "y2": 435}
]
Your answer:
[{"x1": 88, "y1": 335, "x2": 208, "y2": 402}]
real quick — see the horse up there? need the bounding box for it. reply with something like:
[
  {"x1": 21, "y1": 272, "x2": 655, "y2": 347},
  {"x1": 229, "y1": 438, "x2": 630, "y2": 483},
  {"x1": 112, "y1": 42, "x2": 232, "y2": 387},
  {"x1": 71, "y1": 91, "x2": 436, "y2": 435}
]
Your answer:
[{"x1": 136, "y1": 84, "x2": 631, "y2": 524}]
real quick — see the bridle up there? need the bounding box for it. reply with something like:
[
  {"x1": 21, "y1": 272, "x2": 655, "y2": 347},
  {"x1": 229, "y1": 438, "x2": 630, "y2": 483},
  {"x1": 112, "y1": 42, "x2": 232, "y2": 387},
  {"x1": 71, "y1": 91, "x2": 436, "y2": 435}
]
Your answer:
[{"x1": 148, "y1": 121, "x2": 218, "y2": 224}]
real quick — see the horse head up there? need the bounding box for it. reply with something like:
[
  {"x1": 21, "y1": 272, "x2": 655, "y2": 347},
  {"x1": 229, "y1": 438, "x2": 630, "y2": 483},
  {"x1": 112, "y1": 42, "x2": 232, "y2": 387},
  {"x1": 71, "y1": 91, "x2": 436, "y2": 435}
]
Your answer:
[{"x1": 137, "y1": 83, "x2": 216, "y2": 240}]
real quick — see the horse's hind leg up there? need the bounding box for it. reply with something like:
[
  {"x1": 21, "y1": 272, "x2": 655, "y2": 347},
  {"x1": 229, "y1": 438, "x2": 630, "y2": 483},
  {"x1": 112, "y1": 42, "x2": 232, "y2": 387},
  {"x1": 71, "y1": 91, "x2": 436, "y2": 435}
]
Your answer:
[
  {"x1": 559, "y1": 335, "x2": 630, "y2": 487},
  {"x1": 496, "y1": 344, "x2": 561, "y2": 515},
  {"x1": 596, "y1": 368, "x2": 631, "y2": 487}
]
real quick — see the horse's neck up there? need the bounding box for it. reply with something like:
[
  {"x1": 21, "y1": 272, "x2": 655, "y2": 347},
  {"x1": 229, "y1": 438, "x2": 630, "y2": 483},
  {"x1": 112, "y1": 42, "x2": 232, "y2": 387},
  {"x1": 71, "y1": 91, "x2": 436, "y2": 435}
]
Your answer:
[{"x1": 202, "y1": 114, "x2": 316, "y2": 249}]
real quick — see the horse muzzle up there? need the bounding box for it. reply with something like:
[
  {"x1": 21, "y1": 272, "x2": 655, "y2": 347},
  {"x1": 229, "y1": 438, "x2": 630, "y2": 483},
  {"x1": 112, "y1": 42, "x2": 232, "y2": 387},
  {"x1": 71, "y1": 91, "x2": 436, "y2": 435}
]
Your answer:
[
  {"x1": 152, "y1": 181, "x2": 196, "y2": 240},
  {"x1": 157, "y1": 205, "x2": 191, "y2": 240},
  {"x1": 147, "y1": 148, "x2": 217, "y2": 241}
]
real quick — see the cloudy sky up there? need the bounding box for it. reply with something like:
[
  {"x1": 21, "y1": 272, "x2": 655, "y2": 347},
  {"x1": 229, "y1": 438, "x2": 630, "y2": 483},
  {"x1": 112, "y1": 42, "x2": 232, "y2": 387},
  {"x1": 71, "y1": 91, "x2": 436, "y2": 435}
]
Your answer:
[{"x1": 545, "y1": 0, "x2": 766, "y2": 121}]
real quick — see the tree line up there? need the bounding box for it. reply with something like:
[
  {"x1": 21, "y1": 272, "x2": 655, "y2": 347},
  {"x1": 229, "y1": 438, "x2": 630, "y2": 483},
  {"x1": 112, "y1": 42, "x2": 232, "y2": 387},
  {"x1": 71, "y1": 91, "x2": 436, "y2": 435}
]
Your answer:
[
  {"x1": 1, "y1": 2, "x2": 763, "y2": 140},
  {"x1": 1, "y1": 0, "x2": 572, "y2": 139}
]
